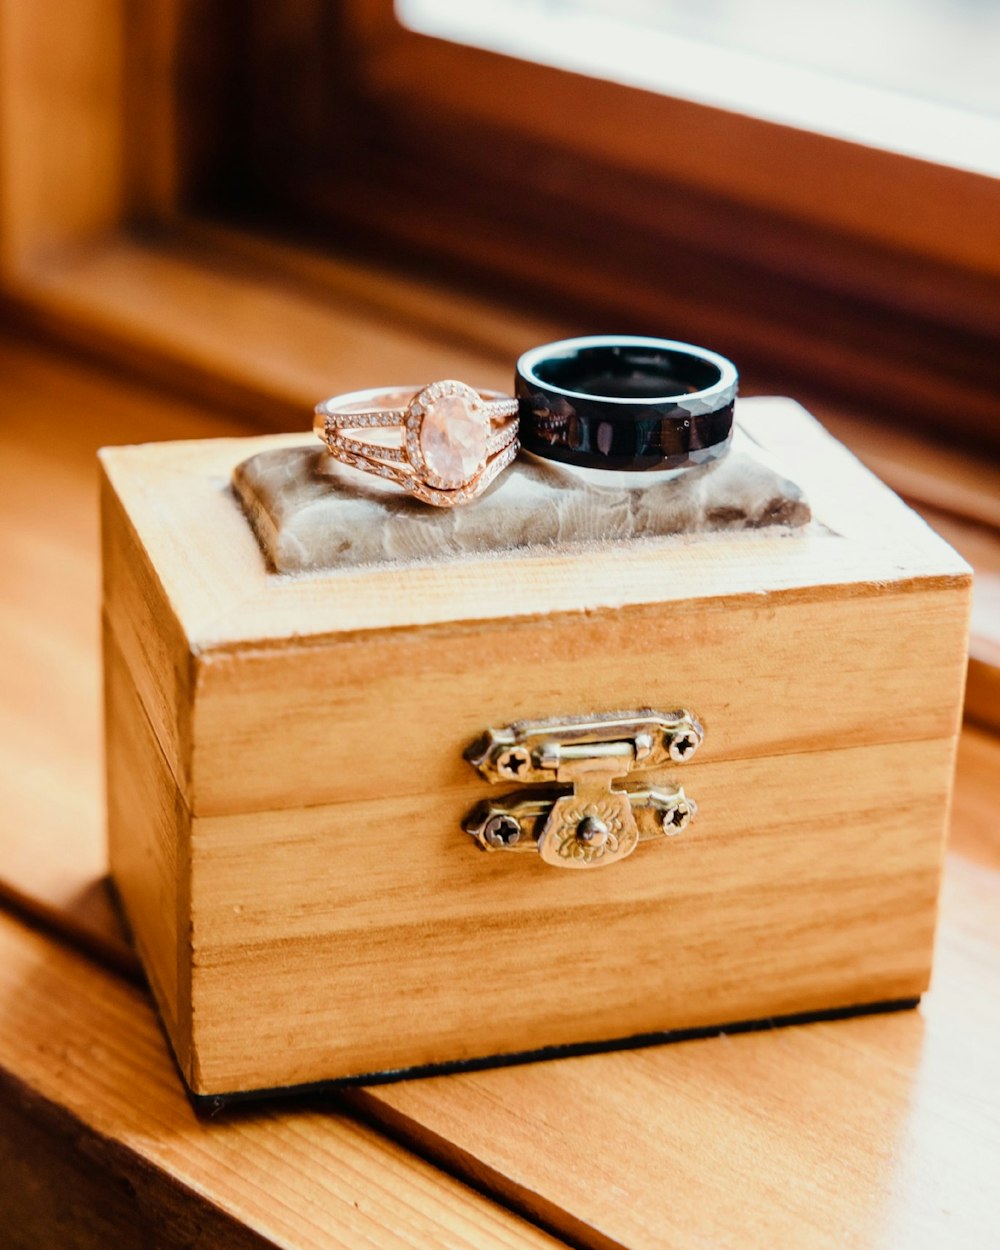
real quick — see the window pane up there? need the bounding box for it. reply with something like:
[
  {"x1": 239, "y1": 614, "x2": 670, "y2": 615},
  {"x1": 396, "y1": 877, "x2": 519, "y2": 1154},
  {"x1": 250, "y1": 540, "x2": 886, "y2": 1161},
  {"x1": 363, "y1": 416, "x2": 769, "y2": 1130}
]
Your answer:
[{"x1": 399, "y1": 0, "x2": 1000, "y2": 173}]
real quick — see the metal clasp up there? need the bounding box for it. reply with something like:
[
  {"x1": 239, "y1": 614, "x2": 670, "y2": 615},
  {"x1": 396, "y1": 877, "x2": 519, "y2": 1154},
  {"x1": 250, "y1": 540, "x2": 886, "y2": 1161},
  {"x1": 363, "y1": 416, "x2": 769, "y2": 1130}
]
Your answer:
[{"x1": 463, "y1": 710, "x2": 702, "y2": 869}]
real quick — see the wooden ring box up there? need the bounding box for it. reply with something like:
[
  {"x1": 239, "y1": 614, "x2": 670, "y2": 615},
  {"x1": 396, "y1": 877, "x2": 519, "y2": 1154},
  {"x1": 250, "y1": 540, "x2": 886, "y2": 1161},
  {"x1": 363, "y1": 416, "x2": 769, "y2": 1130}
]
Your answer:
[{"x1": 100, "y1": 398, "x2": 971, "y2": 1103}]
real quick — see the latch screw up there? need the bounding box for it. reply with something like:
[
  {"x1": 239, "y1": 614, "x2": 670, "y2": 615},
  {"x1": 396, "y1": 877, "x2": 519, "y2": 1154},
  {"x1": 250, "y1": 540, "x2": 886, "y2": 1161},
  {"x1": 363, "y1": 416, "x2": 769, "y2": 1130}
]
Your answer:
[
  {"x1": 495, "y1": 746, "x2": 532, "y2": 779},
  {"x1": 667, "y1": 728, "x2": 702, "y2": 762},
  {"x1": 661, "y1": 795, "x2": 695, "y2": 834},
  {"x1": 483, "y1": 814, "x2": 522, "y2": 847}
]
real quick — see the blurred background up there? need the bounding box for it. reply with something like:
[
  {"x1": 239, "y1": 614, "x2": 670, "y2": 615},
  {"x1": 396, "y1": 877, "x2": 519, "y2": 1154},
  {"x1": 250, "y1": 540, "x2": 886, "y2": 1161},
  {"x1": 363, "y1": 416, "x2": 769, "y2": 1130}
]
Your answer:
[{"x1": 0, "y1": 1, "x2": 998, "y2": 943}]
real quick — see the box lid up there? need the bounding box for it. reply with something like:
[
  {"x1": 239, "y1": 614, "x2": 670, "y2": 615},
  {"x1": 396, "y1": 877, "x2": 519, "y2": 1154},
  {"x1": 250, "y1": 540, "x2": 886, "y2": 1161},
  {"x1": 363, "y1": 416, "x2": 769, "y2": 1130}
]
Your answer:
[{"x1": 100, "y1": 398, "x2": 971, "y2": 818}]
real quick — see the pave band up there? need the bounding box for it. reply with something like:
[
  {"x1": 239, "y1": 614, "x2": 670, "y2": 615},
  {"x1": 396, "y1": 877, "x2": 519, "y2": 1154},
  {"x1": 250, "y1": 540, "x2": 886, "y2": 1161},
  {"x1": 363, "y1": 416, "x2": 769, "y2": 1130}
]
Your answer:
[
  {"x1": 314, "y1": 380, "x2": 519, "y2": 507},
  {"x1": 515, "y1": 335, "x2": 738, "y2": 472}
]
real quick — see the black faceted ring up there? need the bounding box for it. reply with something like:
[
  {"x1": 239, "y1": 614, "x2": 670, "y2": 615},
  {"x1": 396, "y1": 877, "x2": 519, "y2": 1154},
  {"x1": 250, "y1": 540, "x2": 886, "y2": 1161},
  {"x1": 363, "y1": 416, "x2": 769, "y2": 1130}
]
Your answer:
[{"x1": 515, "y1": 335, "x2": 738, "y2": 472}]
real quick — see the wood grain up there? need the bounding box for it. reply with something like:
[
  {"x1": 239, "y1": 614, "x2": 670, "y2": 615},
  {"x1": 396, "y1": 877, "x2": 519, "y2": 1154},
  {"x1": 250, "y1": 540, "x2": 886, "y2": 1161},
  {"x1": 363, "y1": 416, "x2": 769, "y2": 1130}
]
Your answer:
[
  {"x1": 172, "y1": 582, "x2": 971, "y2": 816},
  {"x1": 0, "y1": 0, "x2": 123, "y2": 271},
  {"x1": 99, "y1": 400, "x2": 970, "y2": 810},
  {"x1": 340, "y1": 723, "x2": 1000, "y2": 1250},
  {"x1": 0, "y1": 910, "x2": 565, "y2": 1250},
  {"x1": 7, "y1": 721, "x2": 1000, "y2": 1249},
  {"x1": 106, "y1": 585, "x2": 963, "y2": 1091},
  {"x1": 99, "y1": 398, "x2": 970, "y2": 1093},
  {"x1": 0, "y1": 336, "x2": 244, "y2": 959},
  {"x1": 99, "y1": 401, "x2": 971, "y2": 814},
  {"x1": 104, "y1": 618, "x2": 190, "y2": 1063},
  {"x1": 187, "y1": 735, "x2": 955, "y2": 1091},
  {"x1": 1, "y1": 333, "x2": 999, "y2": 1247},
  {"x1": 17, "y1": 235, "x2": 515, "y2": 421},
  {"x1": 0, "y1": 1078, "x2": 274, "y2": 1250}
]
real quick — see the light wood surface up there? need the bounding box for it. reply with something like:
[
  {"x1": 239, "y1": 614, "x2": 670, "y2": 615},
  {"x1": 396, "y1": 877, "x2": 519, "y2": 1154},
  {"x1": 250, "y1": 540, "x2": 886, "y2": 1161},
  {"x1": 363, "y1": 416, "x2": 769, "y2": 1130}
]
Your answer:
[
  {"x1": 97, "y1": 398, "x2": 971, "y2": 652},
  {"x1": 98, "y1": 400, "x2": 970, "y2": 817},
  {"x1": 185, "y1": 733, "x2": 962, "y2": 1091},
  {"x1": 0, "y1": 336, "x2": 245, "y2": 967},
  {"x1": 102, "y1": 438, "x2": 973, "y2": 820},
  {"x1": 346, "y1": 723, "x2": 1000, "y2": 1250},
  {"x1": 5, "y1": 725, "x2": 1000, "y2": 1249},
  {"x1": 100, "y1": 400, "x2": 969, "y2": 1092},
  {"x1": 816, "y1": 406, "x2": 1000, "y2": 534},
  {"x1": 109, "y1": 571, "x2": 964, "y2": 1089},
  {"x1": 15, "y1": 235, "x2": 516, "y2": 419},
  {"x1": 0, "y1": 910, "x2": 565, "y2": 1250},
  {"x1": 1, "y1": 335, "x2": 999, "y2": 1245},
  {"x1": 104, "y1": 620, "x2": 189, "y2": 1063},
  {"x1": 0, "y1": 2, "x2": 995, "y2": 1220},
  {"x1": 0, "y1": 0, "x2": 123, "y2": 271}
]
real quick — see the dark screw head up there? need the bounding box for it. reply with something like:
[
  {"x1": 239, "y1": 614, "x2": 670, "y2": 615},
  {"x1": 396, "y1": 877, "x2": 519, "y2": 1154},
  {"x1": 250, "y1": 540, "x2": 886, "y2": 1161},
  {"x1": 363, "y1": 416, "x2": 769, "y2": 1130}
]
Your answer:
[
  {"x1": 668, "y1": 729, "x2": 701, "y2": 762},
  {"x1": 483, "y1": 815, "x2": 522, "y2": 848},
  {"x1": 662, "y1": 796, "x2": 695, "y2": 835},
  {"x1": 495, "y1": 747, "x2": 531, "y2": 779},
  {"x1": 576, "y1": 816, "x2": 609, "y2": 847}
]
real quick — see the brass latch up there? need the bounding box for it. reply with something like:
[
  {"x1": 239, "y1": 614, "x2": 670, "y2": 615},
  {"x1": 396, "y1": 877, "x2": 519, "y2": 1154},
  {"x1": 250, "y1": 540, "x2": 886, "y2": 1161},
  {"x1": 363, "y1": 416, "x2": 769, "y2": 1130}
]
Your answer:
[{"x1": 463, "y1": 710, "x2": 703, "y2": 869}]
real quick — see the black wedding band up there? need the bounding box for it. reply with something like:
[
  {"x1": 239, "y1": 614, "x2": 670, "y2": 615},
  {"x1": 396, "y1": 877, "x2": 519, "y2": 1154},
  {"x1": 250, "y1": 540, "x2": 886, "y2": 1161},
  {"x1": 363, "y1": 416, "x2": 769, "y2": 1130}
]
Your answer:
[{"x1": 515, "y1": 335, "x2": 738, "y2": 472}]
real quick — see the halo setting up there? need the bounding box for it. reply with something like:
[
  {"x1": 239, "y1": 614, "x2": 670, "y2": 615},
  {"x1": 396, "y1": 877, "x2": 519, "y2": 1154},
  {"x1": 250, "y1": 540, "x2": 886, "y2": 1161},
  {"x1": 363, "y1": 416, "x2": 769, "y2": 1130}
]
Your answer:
[{"x1": 315, "y1": 379, "x2": 519, "y2": 507}]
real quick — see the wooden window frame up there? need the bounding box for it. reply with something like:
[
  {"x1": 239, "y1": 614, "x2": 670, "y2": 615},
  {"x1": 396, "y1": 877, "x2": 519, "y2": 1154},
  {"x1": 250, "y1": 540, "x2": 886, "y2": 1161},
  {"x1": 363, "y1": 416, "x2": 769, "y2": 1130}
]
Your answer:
[
  {"x1": 1, "y1": 0, "x2": 997, "y2": 444},
  {"x1": 0, "y1": 0, "x2": 997, "y2": 718},
  {"x1": 292, "y1": 1, "x2": 1000, "y2": 437},
  {"x1": 346, "y1": 0, "x2": 1000, "y2": 276}
]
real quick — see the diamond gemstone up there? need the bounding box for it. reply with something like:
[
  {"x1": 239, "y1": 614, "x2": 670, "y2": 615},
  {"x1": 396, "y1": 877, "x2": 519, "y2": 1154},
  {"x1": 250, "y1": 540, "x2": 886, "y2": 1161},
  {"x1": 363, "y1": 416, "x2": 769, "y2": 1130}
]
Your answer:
[{"x1": 419, "y1": 393, "x2": 489, "y2": 483}]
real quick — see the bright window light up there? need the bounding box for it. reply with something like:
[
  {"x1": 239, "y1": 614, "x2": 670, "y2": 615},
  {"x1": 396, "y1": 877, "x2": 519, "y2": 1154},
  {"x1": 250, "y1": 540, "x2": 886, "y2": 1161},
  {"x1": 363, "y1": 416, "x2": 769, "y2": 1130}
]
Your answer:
[{"x1": 397, "y1": 0, "x2": 1000, "y2": 177}]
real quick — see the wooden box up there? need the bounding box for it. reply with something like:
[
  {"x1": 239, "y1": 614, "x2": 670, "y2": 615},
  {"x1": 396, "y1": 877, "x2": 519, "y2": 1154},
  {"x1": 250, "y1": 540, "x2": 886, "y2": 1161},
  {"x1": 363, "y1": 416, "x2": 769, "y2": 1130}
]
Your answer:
[{"x1": 101, "y1": 399, "x2": 971, "y2": 1101}]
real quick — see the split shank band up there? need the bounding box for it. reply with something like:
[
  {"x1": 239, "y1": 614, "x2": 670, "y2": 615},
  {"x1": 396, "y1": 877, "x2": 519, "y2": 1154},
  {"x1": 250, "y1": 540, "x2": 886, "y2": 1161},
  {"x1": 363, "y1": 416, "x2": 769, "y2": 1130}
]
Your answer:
[{"x1": 314, "y1": 379, "x2": 519, "y2": 507}]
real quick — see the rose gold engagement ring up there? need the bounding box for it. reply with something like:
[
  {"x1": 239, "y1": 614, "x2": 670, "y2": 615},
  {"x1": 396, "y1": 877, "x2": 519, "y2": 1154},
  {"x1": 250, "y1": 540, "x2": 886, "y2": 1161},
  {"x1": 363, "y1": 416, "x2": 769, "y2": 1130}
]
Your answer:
[{"x1": 314, "y1": 380, "x2": 520, "y2": 507}]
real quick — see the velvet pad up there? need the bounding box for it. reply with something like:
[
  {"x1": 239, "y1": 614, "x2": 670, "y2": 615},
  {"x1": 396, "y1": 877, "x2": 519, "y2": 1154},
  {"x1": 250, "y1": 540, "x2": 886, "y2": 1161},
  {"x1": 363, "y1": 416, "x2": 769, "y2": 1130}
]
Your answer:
[{"x1": 232, "y1": 424, "x2": 810, "y2": 575}]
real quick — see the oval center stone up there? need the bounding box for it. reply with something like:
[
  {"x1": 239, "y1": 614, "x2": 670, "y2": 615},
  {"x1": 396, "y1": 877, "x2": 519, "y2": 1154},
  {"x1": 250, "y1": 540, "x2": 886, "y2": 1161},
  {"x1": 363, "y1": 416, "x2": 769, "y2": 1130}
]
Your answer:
[{"x1": 419, "y1": 394, "x2": 490, "y2": 483}]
